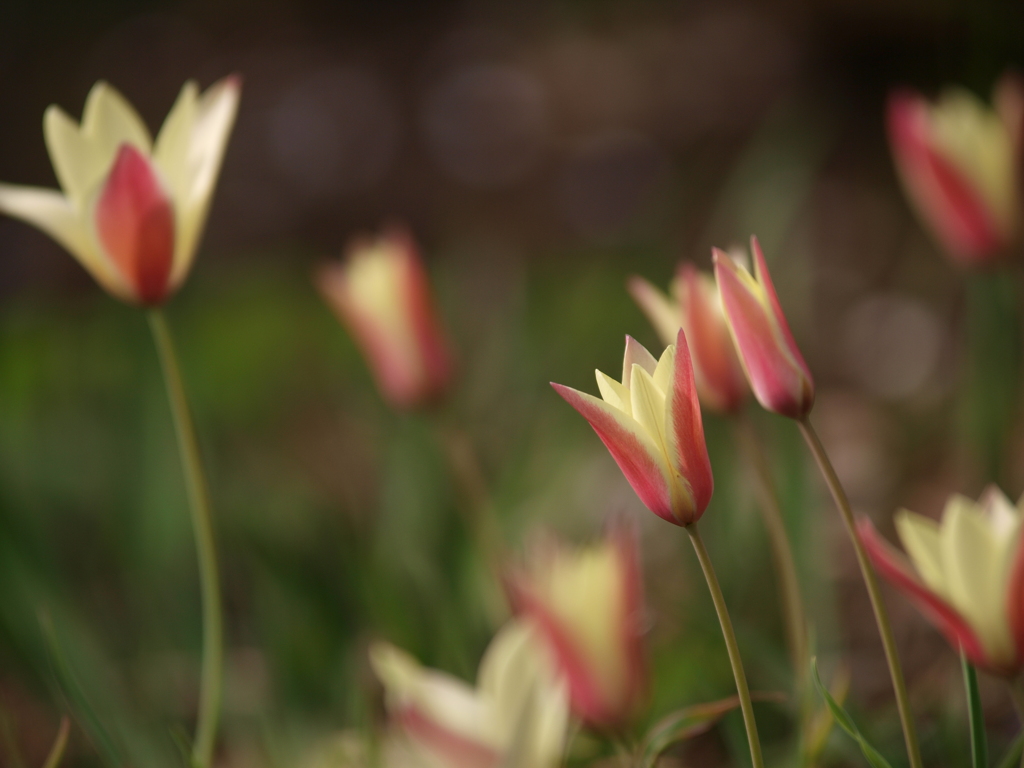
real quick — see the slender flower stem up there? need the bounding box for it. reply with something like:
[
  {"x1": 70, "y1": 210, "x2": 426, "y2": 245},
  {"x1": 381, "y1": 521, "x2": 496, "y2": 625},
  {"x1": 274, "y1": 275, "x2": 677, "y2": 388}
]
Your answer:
[
  {"x1": 798, "y1": 418, "x2": 923, "y2": 768},
  {"x1": 686, "y1": 523, "x2": 764, "y2": 768},
  {"x1": 149, "y1": 309, "x2": 223, "y2": 768},
  {"x1": 1008, "y1": 678, "x2": 1024, "y2": 768},
  {"x1": 734, "y1": 415, "x2": 808, "y2": 692}
]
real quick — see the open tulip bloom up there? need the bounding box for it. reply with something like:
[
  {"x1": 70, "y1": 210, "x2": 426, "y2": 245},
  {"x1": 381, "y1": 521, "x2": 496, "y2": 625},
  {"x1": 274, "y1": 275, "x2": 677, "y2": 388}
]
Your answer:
[
  {"x1": 0, "y1": 78, "x2": 240, "y2": 305},
  {"x1": 887, "y1": 76, "x2": 1024, "y2": 266},
  {"x1": 629, "y1": 263, "x2": 748, "y2": 414},
  {"x1": 507, "y1": 524, "x2": 646, "y2": 728},
  {"x1": 713, "y1": 237, "x2": 814, "y2": 420},
  {"x1": 552, "y1": 331, "x2": 713, "y2": 526},
  {"x1": 861, "y1": 487, "x2": 1024, "y2": 676},
  {"x1": 317, "y1": 229, "x2": 454, "y2": 410},
  {"x1": 371, "y1": 619, "x2": 569, "y2": 768}
]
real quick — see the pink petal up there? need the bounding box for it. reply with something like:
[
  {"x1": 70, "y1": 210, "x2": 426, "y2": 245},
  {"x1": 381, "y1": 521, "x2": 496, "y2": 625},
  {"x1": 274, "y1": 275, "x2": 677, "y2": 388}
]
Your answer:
[
  {"x1": 397, "y1": 704, "x2": 500, "y2": 768},
  {"x1": 678, "y1": 263, "x2": 747, "y2": 413},
  {"x1": 713, "y1": 248, "x2": 812, "y2": 419},
  {"x1": 95, "y1": 144, "x2": 175, "y2": 305},
  {"x1": 666, "y1": 328, "x2": 713, "y2": 523},
  {"x1": 1005, "y1": 517, "x2": 1024, "y2": 670},
  {"x1": 887, "y1": 90, "x2": 1006, "y2": 264},
  {"x1": 551, "y1": 383, "x2": 676, "y2": 523},
  {"x1": 858, "y1": 519, "x2": 993, "y2": 671}
]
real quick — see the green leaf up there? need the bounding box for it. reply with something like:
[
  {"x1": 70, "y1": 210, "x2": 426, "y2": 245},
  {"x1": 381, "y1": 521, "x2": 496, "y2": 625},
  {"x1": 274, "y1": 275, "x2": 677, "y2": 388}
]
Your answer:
[
  {"x1": 995, "y1": 731, "x2": 1024, "y2": 768},
  {"x1": 962, "y1": 652, "x2": 988, "y2": 768},
  {"x1": 639, "y1": 691, "x2": 786, "y2": 768},
  {"x1": 811, "y1": 658, "x2": 894, "y2": 768}
]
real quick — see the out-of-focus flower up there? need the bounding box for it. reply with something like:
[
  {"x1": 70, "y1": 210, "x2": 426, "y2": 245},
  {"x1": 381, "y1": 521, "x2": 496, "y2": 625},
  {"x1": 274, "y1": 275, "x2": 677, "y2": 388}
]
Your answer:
[
  {"x1": 714, "y1": 237, "x2": 814, "y2": 420},
  {"x1": 370, "y1": 619, "x2": 569, "y2": 768},
  {"x1": 552, "y1": 331, "x2": 713, "y2": 526},
  {"x1": 0, "y1": 78, "x2": 240, "y2": 305},
  {"x1": 887, "y1": 76, "x2": 1024, "y2": 266},
  {"x1": 629, "y1": 263, "x2": 748, "y2": 414},
  {"x1": 507, "y1": 523, "x2": 646, "y2": 727},
  {"x1": 317, "y1": 229, "x2": 454, "y2": 409},
  {"x1": 860, "y1": 486, "x2": 1024, "y2": 675}
]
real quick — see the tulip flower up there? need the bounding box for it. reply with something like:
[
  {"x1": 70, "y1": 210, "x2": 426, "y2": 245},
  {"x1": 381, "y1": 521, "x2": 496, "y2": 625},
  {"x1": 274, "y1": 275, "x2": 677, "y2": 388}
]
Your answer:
[
  {"x1": 713, "y1": 237, "x2": 814, "y2": 420},
  {"x1": 0, "y1": 77, "x2": 240, "y2": 305},
  {"x1": 860, "y1": 486, "x2": 1024, "y2": 675},
  {"x1": 317, "y1": 229, "x2": 454, "y2": 409},
  {"x1": 629, "y1": 263, "x2": 748, "y2": 414},
  {"x1": 507, "y1": 524, "x2": 646, "y2": 727},
  {"x1": 552, "y1": 330, "x2": 713, "y2": 526},
  {"x1": 371, "y1": 619, "x2": 569, "y2": 768},
  {"x1": 887, "y1": 76, "x2": 1024, "y2": 266}
]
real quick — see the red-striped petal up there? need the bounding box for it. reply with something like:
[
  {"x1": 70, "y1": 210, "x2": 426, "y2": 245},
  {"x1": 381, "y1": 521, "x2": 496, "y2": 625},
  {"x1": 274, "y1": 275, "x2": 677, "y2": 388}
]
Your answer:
[
  {"x1": 666, "y1": 328, "x2": 713, "y2": 522},
  {"x1": 858, "y1": 519, "x2": 993, "y2": 671},
  {"x1": 95, "y1": 144, "x2": 175, "y2": 305},
  {"x1": 396, "y1": 704, "x2": 500, "y2": 768}
]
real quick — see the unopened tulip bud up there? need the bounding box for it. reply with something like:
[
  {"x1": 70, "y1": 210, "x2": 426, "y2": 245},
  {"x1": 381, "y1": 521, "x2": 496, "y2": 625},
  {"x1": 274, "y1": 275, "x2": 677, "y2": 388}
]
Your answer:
[
  {"x1": 508, "y1": 524, "x2": 646, "y2": 727},
  {"x1": 371, "y1": 619, "x2": 569, "y2": 768},
  {"x1": 714, "y1": 237, "x2": 814, "y2": 420},
  {"x1": 629, "y1": 263, "x2": 748, "y2": 414},
  {"x1": 552, "y1": 330, "x2": 713, "y2": 526},
  {"x1": 887, "y1": 75, "x2": 1024, "y2": 266},
  {"x1": 0, "y1": 78, "x2": 240, "y2": 305},
  {"x1": 317, "y1": 229, "x2": 454, "y2": 409},
  {"x1": 860, "y1": 486, "x2": 1024, "y2": 676}
]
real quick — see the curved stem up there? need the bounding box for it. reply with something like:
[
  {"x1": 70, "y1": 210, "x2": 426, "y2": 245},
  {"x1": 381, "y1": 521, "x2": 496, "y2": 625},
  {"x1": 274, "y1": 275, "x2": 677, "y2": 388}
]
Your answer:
[
  {"x1": 149, "y1": 309, "x2": 223, "y2": 768},
  {"x1": 798, "y1": 417, "x2": 922, "y2": 768},
  {"x1": 734, "y1": 415, "x2": 808, "y2": 692},
  {"x1": 686, "y1": 523, "x2": 764, "y2": 768}
]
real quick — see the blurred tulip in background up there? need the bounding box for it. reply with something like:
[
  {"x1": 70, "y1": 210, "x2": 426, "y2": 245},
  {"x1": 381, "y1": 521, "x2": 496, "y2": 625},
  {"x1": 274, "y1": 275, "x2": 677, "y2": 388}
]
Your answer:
[
  {"x1": 0, "y1": 77, "x2": 240, "y2": 304},
  {"x1": 317, "y1": 229, "x2": 454, "y2": 409},
  {"x1": 507, "y1": 523, "x2": 646, "y2": 727}
]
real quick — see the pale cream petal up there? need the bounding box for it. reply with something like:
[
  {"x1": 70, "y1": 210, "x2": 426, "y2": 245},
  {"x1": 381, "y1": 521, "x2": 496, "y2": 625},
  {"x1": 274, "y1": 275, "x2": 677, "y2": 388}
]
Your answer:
[
  {"x1": 652, "y1": 345, "x2": 675, "y2": 396},
  {"x1": 941, "y1": 497, "x2": 1015, "y2": 662},
  {"x1": 630, "y1": 364, "x2": 668, "y2": 459},
  {"x1": 0, "y1": 183, "x2": 131, "y2": 302},
  {"x1": 81, "y1": 81, "x2": 152, "y2": 165},
  {"x1": 153, "y1": 80, "x2": 199, "y2": 208},
  {"x1": 894, "y1": 510, "x2": 947, "y2": 598},
  {"x1": 980, "y1": 484, "x2": 1020, "y2": 539},
  {"x1": 627, "y1": 276, "x2": 680, "y2": 348},
  {"x1": 43, "y1": 106, "x2": 108, "y2": 205},
  {"x1": 621, "y1": 336, "x2": 658, "y2": 387},
  {"x1": 170, "y1": 76, "x2": 240, "y2": 287},
  {"x1": 596, "y1": 370, "x2": 631, "y2": 415}
]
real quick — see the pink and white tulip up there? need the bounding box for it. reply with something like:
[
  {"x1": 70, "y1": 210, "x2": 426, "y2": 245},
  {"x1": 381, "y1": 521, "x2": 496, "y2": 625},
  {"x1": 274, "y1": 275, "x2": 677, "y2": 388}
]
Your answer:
[
  {"x1": 0, "y1": 78, "x2": 240, "y2": 305},
  {"x1": 629, "y1": 263, "x2": 748, "y2": 414},
  {"x1": 507, "y1": 524, "x2": 646, "y2": 727},
  {"x1": 860, "y1": 486, "x2": 1024, "y2": 676},
  {"x1": 370, "y1": 619, "x2": 569, "y2": 768},
  {"x1": 714, "y1": 238, "x2": 814, "y2": 420},
  {"x1": 317, "y1": 229, "x2": 454, "y2": 409},
  {"x1": 552, "y1": 330, "x2": 713, "y2": 526},
  {"x1": 887, "y1": 76, "x2": 1024, "y2": 266}
]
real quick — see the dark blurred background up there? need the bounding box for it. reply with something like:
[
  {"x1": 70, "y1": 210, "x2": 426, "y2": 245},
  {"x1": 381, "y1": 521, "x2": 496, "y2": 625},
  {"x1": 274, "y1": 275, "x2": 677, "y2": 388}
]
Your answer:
[{"x1": 3, "y1": 1, "x2": 1024, "y2": 767}]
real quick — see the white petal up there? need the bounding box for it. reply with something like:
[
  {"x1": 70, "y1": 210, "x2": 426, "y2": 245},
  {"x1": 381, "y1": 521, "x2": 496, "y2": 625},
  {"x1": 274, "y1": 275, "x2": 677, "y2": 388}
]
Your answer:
[
  {"x1": 652, "y1": 345, "x2": 675, "y2": 396},
  {"x1": 0, "y1": 183, "x2": 131, "y2": 302},
  {"x1": 153, "y1": 80, "x2": 199, "y2": 209},
  {"x1": 596, "y1": 370, "x2": 631, "y2": 416},
  {"x1": 81, "y1": 81, "x2": 152, "y2": 164}
]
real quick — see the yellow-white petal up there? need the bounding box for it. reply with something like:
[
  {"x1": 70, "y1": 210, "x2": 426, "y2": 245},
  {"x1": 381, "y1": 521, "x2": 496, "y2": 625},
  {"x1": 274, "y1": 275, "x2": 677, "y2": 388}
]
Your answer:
[
  {"x1": 628, "y1": 276, "x2": 680, "y2": 348},
  {"x1": 622, "y1": 337, "x2": 657, "y2": 388},
  {"x1": 43, "y1": 106, "x2": 109, "y2": 206},
  {"x1": 895, "y1": 510, "x2": 947, "y2": 598},
  {"x1": 169, "y1": 76, "x2": 240, "y2": 286},
  {"x1": 596, "y1": 370, "x2": 631, "y2": 415},
  {"x1": 0, "y1": 183, "x2": 132, "y2": 302},
  {"x1": 153, "y1": 80, "x2": 199, "y2": 212},
  {"x1": 652, "y1": 345, "x2": 674, "y2": 396},
  {"x1": 630, "y1": 364, "x2": 668, "y2": 459},
  {"x1": 80, "y1": 81, "x2": 152, "y2": 166}
]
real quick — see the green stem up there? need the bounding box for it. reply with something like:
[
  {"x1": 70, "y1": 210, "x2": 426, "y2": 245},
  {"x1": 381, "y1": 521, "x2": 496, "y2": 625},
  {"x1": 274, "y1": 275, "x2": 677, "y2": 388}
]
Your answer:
[
  {"x1": 962, "y1": 653, "x2": 987, "y2": 768},
  {"x1": 149, "y1": 309, "x2": 222, "y2": 768},
  {"x1": 734, "y1": 415, "x2": 808, "y2": 693},
  {"x1": 798, "y1": 418, "x2": 922, "y2": 768},
  {"x1": 686, "y1": 522, "x2": 764, "y2": 768},
  {"x1": 1008, "y1": 678, "x2": 1024, "y2": 768}
]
